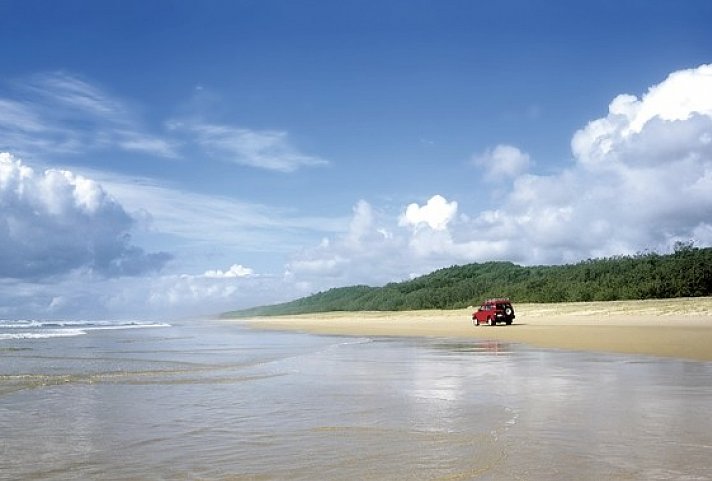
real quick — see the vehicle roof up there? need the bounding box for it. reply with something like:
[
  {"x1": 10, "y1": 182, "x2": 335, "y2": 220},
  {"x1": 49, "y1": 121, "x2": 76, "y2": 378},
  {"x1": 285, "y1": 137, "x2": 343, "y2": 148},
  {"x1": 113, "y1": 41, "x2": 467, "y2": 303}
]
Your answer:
[{"x1": 482, "y1": 298, "x2": 512, "y2": 304}]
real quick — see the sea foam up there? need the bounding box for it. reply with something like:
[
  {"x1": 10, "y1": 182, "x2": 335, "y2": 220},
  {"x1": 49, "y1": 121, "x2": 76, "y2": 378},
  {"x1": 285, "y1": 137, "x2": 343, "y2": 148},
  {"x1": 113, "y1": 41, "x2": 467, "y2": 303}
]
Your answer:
[{"x1": 0, "y1": 319, "x2": 170, "y2": 341}]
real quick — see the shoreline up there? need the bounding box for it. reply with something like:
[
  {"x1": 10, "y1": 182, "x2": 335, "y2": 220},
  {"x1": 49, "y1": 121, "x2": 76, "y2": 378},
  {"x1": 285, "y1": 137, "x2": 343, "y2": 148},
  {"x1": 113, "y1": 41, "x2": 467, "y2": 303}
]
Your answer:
[{"x1": 234, "y1": 298, "x2": 712, "y2": 361}]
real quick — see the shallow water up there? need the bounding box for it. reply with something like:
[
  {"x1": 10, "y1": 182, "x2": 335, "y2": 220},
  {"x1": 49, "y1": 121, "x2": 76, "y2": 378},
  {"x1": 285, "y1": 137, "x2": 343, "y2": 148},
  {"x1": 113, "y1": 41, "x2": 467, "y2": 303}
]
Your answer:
[{"x1": 1, "y1": 320, "x2": 711, "y2": 480}]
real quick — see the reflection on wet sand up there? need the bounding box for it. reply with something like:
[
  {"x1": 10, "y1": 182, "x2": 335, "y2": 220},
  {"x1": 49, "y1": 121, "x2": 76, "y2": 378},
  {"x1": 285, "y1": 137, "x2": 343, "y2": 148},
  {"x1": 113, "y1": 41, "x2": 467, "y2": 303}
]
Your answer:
[
  {"x1": 1, "y1": 323, "x2": 711, "y2": 480},
  {"x1": 243, "y1": 299, "x2": 712, "y2": 361}
]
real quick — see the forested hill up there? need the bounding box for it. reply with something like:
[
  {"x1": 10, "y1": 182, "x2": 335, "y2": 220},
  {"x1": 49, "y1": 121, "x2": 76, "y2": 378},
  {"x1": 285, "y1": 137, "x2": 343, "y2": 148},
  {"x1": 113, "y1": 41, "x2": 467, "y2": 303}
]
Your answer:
[{"x1": 222, "y1": 244, "x2": 712, "y2": 317}]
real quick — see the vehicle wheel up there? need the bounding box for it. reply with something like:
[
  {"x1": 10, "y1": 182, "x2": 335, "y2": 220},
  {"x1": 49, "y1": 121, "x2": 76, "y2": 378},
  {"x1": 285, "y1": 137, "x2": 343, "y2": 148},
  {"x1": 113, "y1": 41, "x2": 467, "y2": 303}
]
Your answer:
[
  {"x1": 473, "y1": 318, "x2": 479, "y2": 327},
  {"x1": 506, "y1": 320, "x2": 512, "y2": 325},
  {"x1": 488, "y1": 317, "x2": 495, "y2": 326},
  {"x1": 505, "y1": 307, "x2": 513, "y2": 316}
]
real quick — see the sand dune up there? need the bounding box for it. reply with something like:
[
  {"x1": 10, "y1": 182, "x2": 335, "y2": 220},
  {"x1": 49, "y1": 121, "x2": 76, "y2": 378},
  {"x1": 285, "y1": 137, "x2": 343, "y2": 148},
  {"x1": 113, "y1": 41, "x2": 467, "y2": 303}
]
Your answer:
[{"x1": 239, "y1": 298, "x2": 712, "y2": 361}]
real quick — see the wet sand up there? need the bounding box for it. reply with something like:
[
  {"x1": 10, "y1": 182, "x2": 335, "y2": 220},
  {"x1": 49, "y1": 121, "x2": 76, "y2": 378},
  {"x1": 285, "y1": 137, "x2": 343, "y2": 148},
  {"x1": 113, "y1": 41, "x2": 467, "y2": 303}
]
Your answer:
[
  {"x1": 243, "y1": 298, "x2": 712, "y2": 361},
  {"x1": 4, "y1": 318, "x2": 712, "y2": 480}
]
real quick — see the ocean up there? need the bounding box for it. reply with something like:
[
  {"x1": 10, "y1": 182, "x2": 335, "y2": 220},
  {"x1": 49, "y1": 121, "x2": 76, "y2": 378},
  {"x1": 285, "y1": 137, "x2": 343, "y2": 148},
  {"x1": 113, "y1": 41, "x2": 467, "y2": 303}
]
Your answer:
[{"x1": 1, "y1": 319, "x2": 711, "y2": 480}]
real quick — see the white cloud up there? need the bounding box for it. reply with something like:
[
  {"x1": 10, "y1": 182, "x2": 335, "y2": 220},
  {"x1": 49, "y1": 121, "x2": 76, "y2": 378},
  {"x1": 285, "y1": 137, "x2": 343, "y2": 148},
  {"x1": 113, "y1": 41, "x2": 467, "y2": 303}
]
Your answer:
[
  {"x1": 203, "y1": 264, "x2": 254, "y2": 278},
  {"x1": 478, "y1": 63, "x2": 712, "y2": 263},
  {"x1": 1, "y1": 72, "x2": 328, "y2": 174},
  {"x1": 346, "y1": 200, "x2": 374, "y2": 247},
  {"x1": 0, "y1": 72, "x2": 178, "y2": 159},
  {"x1": 624, "y1": 65, "x2": 712, "y2": 135},
  {"x1": 286, "y1": 200, "x2": 408, "y2": 288},
  {"x1": 287, "y1": 256, "x2": 349, "y2": 276},
  {"x1": 399, "y1": 195, "x2": 458, "y2": 231},
  {"x1": 472, "y1": 144, "x2": 532, "y2": 179},
  {"x1": 3, "y1": 65, "x2": 711, "y2": 318},
  {"x1": 282, "y1": 64, "x2": 712, "y2": 291},
  {"x1": 0, "y1": 99, "x2": 47, "y2": 133},
  {"x1": 572, "y1": 65, "x2": 712, "y2": 168},
  {"x1": 0, "y1": 269, "x2": 292, "y2": 320},
  {"x1": 0, "y1": 153, "x2": 170, "y2": 279},
  {"x1": 115, "y1": 131, "x2": 178, "y2": 158},
  {"x1": 24, "y1": 72, "x2": 129, "y2": 120},
  {"x1": 87, "y1": 169, "x2": 348, "y2": 253},
  {"x1": 169, "y1": 120, "x2": 328, "y2": 172},
  {"x1": 286, "y1": 196, "x2": 476, "y2": 291}
]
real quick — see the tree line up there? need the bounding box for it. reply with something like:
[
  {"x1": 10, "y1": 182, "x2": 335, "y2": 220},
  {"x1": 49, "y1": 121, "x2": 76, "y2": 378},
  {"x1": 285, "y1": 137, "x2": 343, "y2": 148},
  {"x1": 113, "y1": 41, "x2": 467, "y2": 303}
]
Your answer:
[{"x1": 222, "y1": 243, "x2": 712, "y2": 317}]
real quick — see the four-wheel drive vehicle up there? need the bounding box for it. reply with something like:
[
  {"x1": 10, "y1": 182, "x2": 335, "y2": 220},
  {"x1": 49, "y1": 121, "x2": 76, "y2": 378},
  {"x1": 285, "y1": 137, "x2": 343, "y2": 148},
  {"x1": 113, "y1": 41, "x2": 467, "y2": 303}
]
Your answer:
[{"x1": 472, "y1": 298, "x2": 515, "y2": 326}]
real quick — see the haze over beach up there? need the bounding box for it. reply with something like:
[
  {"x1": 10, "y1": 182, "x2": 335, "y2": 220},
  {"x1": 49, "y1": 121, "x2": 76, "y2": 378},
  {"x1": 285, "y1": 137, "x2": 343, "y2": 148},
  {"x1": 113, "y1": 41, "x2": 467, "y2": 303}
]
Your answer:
[{"x1": 2, "y1": 2, "x2": 712, "y2": 480}]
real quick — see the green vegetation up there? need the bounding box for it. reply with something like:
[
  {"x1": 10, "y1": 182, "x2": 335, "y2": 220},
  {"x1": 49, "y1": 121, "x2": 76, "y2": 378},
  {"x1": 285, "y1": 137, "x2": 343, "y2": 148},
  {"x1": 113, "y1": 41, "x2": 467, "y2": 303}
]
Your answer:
[{"x1": 222, "y1": 243, "x2": 712, "y2": 317}]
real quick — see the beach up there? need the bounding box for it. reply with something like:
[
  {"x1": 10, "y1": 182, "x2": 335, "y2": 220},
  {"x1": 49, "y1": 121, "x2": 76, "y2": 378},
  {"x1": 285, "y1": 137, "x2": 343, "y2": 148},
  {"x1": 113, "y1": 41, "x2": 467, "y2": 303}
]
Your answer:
[
  {"x1": 242, "y1": 297, "x2": 712, "y2": 361},
  {"x1": 2, "y1": 313, "x2": 712, "y2": 480}
]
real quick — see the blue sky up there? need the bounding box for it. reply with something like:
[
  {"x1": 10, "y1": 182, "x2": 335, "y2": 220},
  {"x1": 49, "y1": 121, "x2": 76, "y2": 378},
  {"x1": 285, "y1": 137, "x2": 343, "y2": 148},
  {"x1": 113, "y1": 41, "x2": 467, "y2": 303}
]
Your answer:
[{"x1": 1, "y1": 0, "x2": 711, "y2": 319}]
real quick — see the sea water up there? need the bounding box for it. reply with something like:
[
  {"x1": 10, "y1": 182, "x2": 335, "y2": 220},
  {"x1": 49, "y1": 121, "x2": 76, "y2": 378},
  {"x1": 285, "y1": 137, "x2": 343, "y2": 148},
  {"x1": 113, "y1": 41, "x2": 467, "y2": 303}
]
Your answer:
[{"x1": 1, "y1": 319, "x2": 711, "y2": 480}]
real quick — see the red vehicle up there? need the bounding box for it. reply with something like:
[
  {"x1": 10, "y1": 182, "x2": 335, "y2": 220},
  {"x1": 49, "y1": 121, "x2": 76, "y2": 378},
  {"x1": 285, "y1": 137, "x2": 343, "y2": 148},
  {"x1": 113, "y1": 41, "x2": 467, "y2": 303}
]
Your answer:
[{"x1": 472, "y1": 298, "x2": 515, "y2": 326}]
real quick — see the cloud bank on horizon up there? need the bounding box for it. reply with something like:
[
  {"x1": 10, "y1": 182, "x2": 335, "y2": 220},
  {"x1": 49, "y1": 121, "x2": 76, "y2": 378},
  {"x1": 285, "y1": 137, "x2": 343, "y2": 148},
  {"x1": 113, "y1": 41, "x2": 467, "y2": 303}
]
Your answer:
[
  {"x1": 288, "y1": 65, "x2": 712, "y2": 281},
  {"x1": 1, "y1": 64, "x2": 711, "y2": 318}
]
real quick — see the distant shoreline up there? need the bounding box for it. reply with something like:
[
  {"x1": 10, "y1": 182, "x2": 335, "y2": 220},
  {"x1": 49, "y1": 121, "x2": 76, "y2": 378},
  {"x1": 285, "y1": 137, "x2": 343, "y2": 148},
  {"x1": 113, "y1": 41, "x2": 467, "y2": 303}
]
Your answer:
[{"x1": 232, "y1": 298, "x2": 712, "y2": 361}]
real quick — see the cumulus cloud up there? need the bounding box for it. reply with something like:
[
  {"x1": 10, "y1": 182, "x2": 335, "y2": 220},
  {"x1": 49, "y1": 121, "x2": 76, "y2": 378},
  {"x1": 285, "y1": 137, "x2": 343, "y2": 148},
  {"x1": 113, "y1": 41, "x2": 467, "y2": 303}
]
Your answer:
[
  {"x1": 287, "y1": 200, "x2": 405, "y2": 286},
  {"x1": 472, "y1": 144, "x2": 532, "y2": 179},
  {"x1": 475, "y1": 64, "x2": 712, "y2": 263},
  {"x1": 571, "y1": 67, "x2": 712, "y2": 170},
  {"x1": 0, "y1": 153, "x2": 171, "y2": 279},
  {"x1": 169, "y1": 120, "x2": 328, "y2": 172},
  {"x1": 3, "y1": 65, "x2": 711, "y2": 317},
  {"x1": 203, "y1": 264, "x2": 254, "y2": 278},
  {"x1": 283, "y1": 64, "x2": 712, "y2": 292},
  {"x1": 287, "y1": 195, "x2": 469, "y2": 291},
  {"x1": 399, "y1": 195, "x2": 458, "y2": 231}
]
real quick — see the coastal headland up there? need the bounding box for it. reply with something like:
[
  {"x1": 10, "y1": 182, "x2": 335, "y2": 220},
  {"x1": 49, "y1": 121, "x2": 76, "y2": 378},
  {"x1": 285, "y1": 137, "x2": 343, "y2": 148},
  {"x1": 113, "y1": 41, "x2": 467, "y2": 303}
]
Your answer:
[{"x1": 239, "y1": 297, "x2": 712, "y2": 361}]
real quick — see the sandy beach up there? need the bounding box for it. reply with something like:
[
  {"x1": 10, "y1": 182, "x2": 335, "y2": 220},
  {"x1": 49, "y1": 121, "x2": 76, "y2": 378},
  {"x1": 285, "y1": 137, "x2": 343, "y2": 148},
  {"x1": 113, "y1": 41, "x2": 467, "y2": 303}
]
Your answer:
[{"x1": 242, "y1": 297, "x2": 712, "y2": 361}]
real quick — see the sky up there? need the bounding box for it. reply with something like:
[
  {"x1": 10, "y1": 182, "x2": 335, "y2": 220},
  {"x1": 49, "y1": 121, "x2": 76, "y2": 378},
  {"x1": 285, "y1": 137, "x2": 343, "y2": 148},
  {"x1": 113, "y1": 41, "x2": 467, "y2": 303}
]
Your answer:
[{"x1": 1, "y1": 0, "x2": 711, "y2": 319}]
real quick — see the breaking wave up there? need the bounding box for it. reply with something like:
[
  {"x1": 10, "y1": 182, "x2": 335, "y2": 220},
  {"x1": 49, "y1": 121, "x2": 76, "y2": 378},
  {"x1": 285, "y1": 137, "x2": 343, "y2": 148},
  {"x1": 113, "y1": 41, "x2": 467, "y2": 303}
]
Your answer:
[{"x1": 0, "y1": 319, "x2": 170, "y2": 341}]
